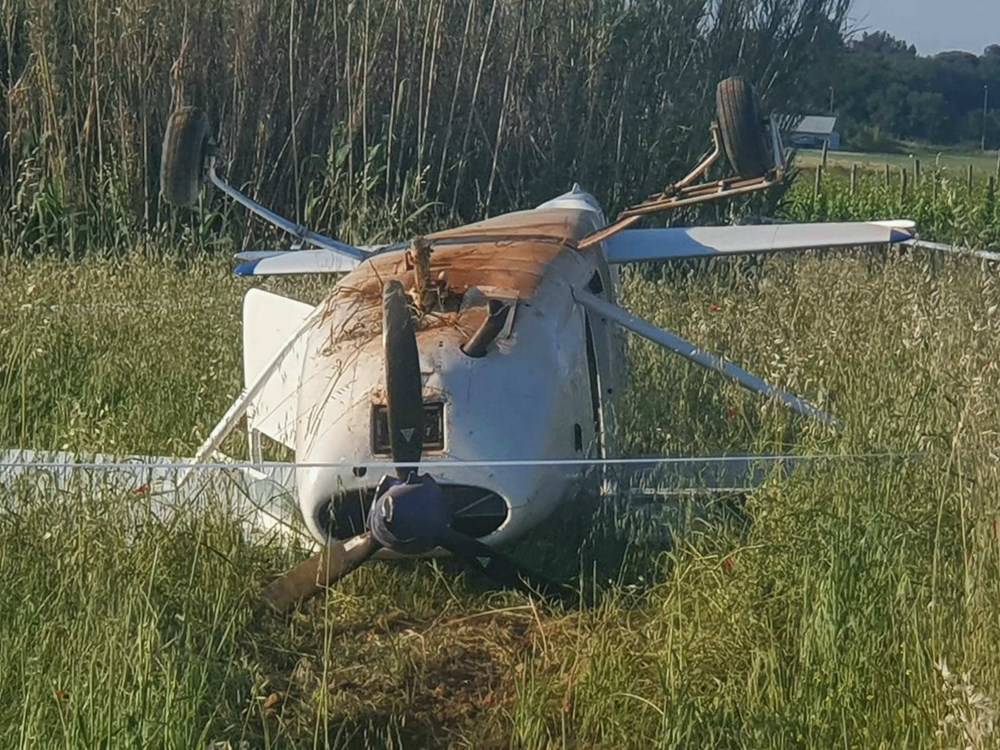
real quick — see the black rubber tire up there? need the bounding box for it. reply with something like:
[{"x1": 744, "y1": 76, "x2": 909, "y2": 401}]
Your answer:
[
  {"x1": 160, "y1": 106, "x2": 211, "y2": 207},
  {"x1": 716, "y1": 77, "x2": 770, "y2": 179},
  {"x1": 382, "y1": 280, "x2": 424, "y2": 475}
]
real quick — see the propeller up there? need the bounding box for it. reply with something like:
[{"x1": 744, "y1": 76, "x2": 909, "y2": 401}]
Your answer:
[
  {"x1": 259, "y1": 532, "x2": 378, "y2": 612},
  {"x1": 369, "y1": 281, "x2": 568, "y2": 599},
  {"x1": 382, "y1": 280, "x2": 424, "y2": 479},
  {"x1": 260, "y1": 281, "x2": 414, "y2": 611},
  {"x1": 261, "y1": 280, "x2": 567, "y2": 613}
]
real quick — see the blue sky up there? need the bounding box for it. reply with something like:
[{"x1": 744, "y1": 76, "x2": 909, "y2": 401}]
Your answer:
[{"x1": 849, "y1": 0, "x2": 1000, "y2": 55}]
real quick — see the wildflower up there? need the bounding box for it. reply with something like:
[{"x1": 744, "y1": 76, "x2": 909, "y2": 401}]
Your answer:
[
  {"x1": 262, "y1": 693, "x2": 281, "y2": 715},
  {"x1": 934, "y1": 658, "x2": 996, "y2": 748}
]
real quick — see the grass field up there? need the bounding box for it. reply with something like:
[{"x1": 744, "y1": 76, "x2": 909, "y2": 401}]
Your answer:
[
  {"x1": 797, "y1": 147, "x2": 1000, "y2": 177},
  {"x1": 3, "y1": 246, "x2": 1000, "y2": 748},
  {"x1": 782, "y1": 155, "x2": 1000, "y2": 252}
]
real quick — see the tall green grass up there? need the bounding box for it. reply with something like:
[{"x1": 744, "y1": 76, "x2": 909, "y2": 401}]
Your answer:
[
  {"x1": 783, "y1": 166, "x2": 1000, "y2": 249},
  {"x1": 2, "y1": 250, "x2": 999, "y2": 747},
  {"x1": 1, "y1": 0, "x2": 849, "y2": 255}
]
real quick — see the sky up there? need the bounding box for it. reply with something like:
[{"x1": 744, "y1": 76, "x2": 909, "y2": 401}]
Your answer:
[{"x1": 848, "y1": 0, "x2": 1000, "y2": 56}]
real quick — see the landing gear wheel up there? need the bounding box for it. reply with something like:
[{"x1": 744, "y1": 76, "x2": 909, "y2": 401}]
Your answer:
[
  {"x1": 160, "y1": 106, "x2": 211, "y2": 207},
  {"x1": 716, "y1": 77, "x2": 770, "y2": 179}
]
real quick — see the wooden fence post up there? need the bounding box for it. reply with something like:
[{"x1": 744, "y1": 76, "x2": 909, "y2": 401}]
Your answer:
[
  {"x1": 900, "y1": 167, "x2": 908, "y2": 201},
  {"x1": 814, "y1": 165, "x2": 823, "y2": 199},
  {"x1": 968, "y1": 164, "x2": 975, "y2": 194},
  {"x1": 914, "y1": 159, "x2": 921, "y2": 184},
  {"x1": 988, "y1": 177, "x2": 997, "y2": 222},
  {"x1": 884, "y1": 163, "x2": 891, "y2": 188},
  {"x1": 821, "y1": 140, "x2": 829, "y2": 169},
  {"x1": 850, "y1": 163, "x2": 858, "y2": 195}
]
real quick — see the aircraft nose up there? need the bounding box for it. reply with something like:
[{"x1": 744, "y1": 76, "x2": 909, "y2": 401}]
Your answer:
[
  {"x1": 295, "y1": 458, "x2": 521, "y2": 548},
  {"x1": 295, "y1": 463, "x2": 369, "y2": 543}
]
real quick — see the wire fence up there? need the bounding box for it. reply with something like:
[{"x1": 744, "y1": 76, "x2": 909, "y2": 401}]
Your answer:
[
  {"x1": 0, "y1": 451, "x2": 917, "y2": 473},
  {"x1": 4, "y1": 302, "x2": 241, "y2": 316}
]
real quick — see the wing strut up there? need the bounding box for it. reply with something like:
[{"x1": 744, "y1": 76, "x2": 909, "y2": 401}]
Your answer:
[
  {"x1": 176, "y1": 302, "x2": 326, "y2": 488},
  {"x1": 573, "y1": 290, "x2": 839, "y2": 427},
  {"x1": 207, "y1": 160, "x2": 367, "y2": 262}
]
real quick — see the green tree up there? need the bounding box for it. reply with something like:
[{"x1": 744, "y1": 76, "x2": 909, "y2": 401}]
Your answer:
[{"x1": 834, "y1": 33, "x2": 1000, "y2": 148}]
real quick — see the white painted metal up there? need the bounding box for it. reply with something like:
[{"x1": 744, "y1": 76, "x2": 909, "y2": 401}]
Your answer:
[
  {"x1": 291, "y1": 209, "x2": 607, "y2": 549},
  {"x1": 535, "y1": 183, "x2": 608, "y2": 223},
  {"x1": 573, "y1": 290, "x2": 838, "y2": 426},
  {"x1": 243, "y1": 289, "x2": 314, "y2": 448},
  {"x1": 176, "y1": 302, "x2": 326, "y2": 488},
  {"x1": 234, "y1": 248, "x2": 361, "y2": 275},
  {"x1": 575, "y1": 242, "x2": 627, "y2": 458},
  {"x1": 603, "y1": 220, "x2": 916, "y2": 264},
  {"x1": 0, "y1": 449, "x2": 300, "y2": 540}
]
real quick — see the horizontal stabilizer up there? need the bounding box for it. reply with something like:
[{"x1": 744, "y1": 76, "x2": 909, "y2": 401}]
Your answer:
[
  {"x1": 234, "y1": 248, "x2": 361, "y2": 276},
  {"x1": 603, "y1": 221, "x2": 916, "y2": 263},
  {"x1": 243, "y1": 290, "x2": 316, "y2": 448}
]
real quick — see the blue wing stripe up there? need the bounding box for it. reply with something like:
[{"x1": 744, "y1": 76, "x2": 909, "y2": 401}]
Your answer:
[{"x1": 233, "y1": 260, "x2": 261, "y2": 277}]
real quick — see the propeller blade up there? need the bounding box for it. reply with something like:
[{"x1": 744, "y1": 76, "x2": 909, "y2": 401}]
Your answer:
[
  {"x1": 382, "y1": 280, "x2": 424, "y2": 478},
  {"x1": 260, "y1": 533, "x2": 378, "y2": 613},
  {"x1": 438, "y1": 530, "x2": 570, "y2": 602}
]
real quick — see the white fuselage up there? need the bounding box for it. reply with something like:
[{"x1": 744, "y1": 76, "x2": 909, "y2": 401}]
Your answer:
[{"x1": 290, "y1": 189, "x2": 625, "y2": 551}]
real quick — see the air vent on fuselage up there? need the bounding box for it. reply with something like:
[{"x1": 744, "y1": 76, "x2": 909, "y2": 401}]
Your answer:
[{"x1": 371, "y1": 402, "x2": 445, "y2": 455}]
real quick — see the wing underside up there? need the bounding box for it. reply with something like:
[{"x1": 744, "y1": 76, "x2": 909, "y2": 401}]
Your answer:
[
  {"x1": 0, "y1": 449, "x2": 299, "y2": 537},
  {"x1": 603, "y1": 221, "x2": 916, "y2": 263},
  {"x1": 234, "y1": 248, "x2": 362, "y2": 276}
]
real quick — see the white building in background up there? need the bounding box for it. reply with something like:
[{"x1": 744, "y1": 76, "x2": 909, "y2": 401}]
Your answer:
[{"x1": 786, "y1": 115, "x2": 841, "y2": 150}]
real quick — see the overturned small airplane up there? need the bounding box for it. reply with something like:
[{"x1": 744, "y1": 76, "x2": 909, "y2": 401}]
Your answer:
[{"x1": 106, "y1": 79, "x2": 930, "y2": 608}]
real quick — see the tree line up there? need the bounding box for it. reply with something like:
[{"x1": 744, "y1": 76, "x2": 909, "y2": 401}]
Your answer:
[{"x1": 831, "y1": 32, "x2": 1000, "y2": 150}]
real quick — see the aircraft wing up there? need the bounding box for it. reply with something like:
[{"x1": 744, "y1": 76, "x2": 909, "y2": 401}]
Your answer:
[
  {"x1": 608, "y1": 452, "x2": 912, "y2": 503},
  {"x1": 602, "y1": 220, "x2": 916, "y2": 264},
  {"x1": 234, "y1": 248, "x2": 362, "y2": 276},
  {"x1": 1, "y1": 449, "x2": 300, "y2": 539}
]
